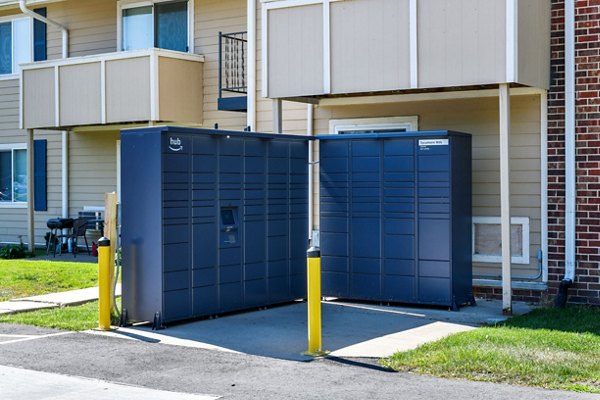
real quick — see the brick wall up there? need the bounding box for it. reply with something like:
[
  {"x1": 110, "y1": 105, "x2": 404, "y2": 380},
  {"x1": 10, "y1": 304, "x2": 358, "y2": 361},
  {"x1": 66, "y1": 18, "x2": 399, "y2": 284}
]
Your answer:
[
  {"x1": 473, "y1": 287, "x2": 548, "y2": 304},
  {"x1": 548, "y1": 0, "x2": 600, "y2": 305}
]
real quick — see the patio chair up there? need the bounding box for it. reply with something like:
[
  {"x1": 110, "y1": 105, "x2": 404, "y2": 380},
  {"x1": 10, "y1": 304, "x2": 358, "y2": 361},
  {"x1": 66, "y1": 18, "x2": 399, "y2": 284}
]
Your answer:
[{"x1": 68, "y1": 218, "x2": 91, "y2": 257}]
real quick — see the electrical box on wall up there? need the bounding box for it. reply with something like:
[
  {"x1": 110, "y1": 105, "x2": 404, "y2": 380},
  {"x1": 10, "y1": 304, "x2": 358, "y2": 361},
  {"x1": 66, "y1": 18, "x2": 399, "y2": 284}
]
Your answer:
[
  {"x1": 121, "y1": 126, "x2": 309, "y2": 326},
  {"x1": 318, "y1": 131, "x2": 473, "y2": 309}
]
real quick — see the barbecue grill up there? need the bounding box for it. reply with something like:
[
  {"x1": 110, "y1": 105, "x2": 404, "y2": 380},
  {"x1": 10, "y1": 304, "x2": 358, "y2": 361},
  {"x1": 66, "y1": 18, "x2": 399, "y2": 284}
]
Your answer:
[
  {"x1": 46, "y1": 218, "x2": 74, "y2": 230},
  {"x1": 46, "y1": 218, "x2": 74, "y2": 256}
]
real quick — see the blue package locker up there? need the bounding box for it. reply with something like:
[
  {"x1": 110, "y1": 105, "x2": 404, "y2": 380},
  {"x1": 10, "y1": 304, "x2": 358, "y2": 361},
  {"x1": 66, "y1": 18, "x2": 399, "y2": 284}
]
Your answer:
[
  {"x1": 319, "y1": 131, "x2": 472, "y2": 308},
  {"x1": 122, "y1": 127, "x2": 308, "y2": 325}
]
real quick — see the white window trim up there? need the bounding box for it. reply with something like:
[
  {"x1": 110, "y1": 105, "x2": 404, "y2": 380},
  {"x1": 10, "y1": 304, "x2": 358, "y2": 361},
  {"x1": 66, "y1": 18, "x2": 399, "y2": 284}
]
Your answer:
[
  {"x1": 0, "y1": 15, "x2": 33, "y2": 80},
  {"x1": 328, "y1": 116, "x2": 419, "y2": 134},
  {"x1": 116, "y1": 0, "x2": 195, "y2": 53},
  {"x1": 0, "y1": 142, "x2": 28, "y2": 208},
  {"x1": 472, "y1": 216, "x2": 530, "y2": 265}
]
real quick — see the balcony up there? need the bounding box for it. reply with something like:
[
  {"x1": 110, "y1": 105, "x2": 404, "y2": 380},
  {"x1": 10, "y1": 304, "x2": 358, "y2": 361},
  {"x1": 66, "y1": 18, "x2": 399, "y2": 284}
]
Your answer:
[
  {"x1": 218, "y1": 31, "x2": 247, "y2": 112},
  {"x1": 262, "y1": 0, "x2": 550, "y2": 99},
  {"x1": 21, "y1": 48, "x2": 205, "y2": 130}
]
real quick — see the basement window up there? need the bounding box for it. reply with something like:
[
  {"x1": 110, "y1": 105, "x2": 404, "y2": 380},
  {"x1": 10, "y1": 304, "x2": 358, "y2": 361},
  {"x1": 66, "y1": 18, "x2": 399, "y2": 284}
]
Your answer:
[
  {"x1": 472, "y1": 216, "x2": 530, "y2": 264},
  {"x1": 329, "y1": 116, "x2": 419, "y2": 134}
]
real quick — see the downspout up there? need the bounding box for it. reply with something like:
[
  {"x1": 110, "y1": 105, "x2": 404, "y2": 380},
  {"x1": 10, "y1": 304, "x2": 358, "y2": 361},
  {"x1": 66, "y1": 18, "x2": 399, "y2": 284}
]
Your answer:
[
  {"x1": 557, "y1": 0, "x2": 576, "y2": 307},
  {"x1": 307, "y1": 104, "x2": 314, "y2": 243},
  {"x1": 19, "y1": 0, "x2": 69, "y2": 59},
  {"x1": 247, "y1": 0, "x2": 256, "y2": 131}
]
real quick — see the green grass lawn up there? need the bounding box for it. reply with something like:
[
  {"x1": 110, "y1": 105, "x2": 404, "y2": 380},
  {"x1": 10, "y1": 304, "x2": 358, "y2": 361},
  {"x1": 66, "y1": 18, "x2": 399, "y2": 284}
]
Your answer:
[
  {"x1": 0, "y1": 300, "x2": 101, "y2": 331},
  {"x1": 382, "y1": 306, "x2": 600, "y2": 393},
  {"x1": 0, "y1": 259, "x2": 97, "y2": 301},
  {"x1": 0, "y1": 297, "x2": 121, "y2": 331}
]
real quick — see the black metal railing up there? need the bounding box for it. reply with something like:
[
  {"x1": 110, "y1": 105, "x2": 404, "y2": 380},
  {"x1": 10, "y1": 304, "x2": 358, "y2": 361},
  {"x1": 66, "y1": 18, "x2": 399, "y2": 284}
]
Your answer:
[{"x1": 219, "y1": 31, "x2": 247, "y2": 97}]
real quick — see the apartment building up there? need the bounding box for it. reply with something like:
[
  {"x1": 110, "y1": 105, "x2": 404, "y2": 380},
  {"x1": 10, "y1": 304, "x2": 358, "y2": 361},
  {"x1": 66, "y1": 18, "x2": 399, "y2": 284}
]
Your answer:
[
  {"x1": 0, "y1": 0, "x2": 596, "y2": 306},
  {"x1": 1, "y1": 0, "x2": 280, "y2": 242}
]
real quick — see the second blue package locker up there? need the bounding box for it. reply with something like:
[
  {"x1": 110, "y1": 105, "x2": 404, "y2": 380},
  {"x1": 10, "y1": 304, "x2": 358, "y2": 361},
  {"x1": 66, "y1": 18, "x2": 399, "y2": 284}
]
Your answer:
[{"x1": 318, "y1": 131, "x2": 472, "y2": 309}]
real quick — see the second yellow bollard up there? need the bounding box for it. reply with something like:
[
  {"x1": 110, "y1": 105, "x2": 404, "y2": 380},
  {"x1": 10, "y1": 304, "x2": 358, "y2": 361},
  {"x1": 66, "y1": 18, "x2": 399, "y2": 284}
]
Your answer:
[
  {"x1": 97, "y1": 237, "x2": 112, "y2": 331},
  {"x1": 304, "y1": 246, "x2": 328, "y2": 357}
]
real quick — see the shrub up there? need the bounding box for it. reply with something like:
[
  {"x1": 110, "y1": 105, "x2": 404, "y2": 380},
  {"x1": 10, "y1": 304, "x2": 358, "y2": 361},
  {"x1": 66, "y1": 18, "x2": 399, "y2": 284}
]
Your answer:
[{"x1": 0, "y1": 243, "x2": 29, "y2": 259}]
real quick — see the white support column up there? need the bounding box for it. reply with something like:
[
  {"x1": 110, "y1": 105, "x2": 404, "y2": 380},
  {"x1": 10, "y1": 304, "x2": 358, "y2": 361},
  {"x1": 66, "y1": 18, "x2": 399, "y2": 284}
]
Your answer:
[
  {"x1": 62, "y1": 131, "x2": 69, "y2": 218},
  {"x1": 499, "y1": 84, "x2": 512, "y2": 314},
  {"x1": 27, "y1": 128, "x2": 35, "y2": 252},
  {"x1": 409, "y1": 0, "x2": 418, "y2": 88},
  {"x1": 323, "y1": 0, "x2": 331, "y2": 94},
  {"x1": 247, "y1": 0, "x2": 257, "y2": 130},
  {"x1": 307, "y1": 104, "x2": 314, "y2": 241},
  {"x1": 273, "y1": 99, "x2": 282, "y2": 133}
]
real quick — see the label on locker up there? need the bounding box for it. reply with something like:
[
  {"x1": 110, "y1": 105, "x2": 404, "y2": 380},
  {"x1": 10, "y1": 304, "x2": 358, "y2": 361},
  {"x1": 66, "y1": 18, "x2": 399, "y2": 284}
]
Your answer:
[{"x1": 418, "y1": 139, "x2": 448, "y2": 147}]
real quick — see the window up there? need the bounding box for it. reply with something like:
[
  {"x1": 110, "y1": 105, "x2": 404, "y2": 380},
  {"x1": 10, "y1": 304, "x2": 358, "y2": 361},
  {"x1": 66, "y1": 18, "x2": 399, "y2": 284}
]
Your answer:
[
  {"x1": 0, "y1": 145, "x2": 27, "y2": 204},
  {"x1": 0, "y1": 17, "x2": 32, "y2": 76},
  {"x1": 329, "y1": 116, "x2": 419, "y2": 135},
  {"x1": 472, "y1": 216, "x2": 530, "y2": 264},
  {"x1": 120, "y1": 0, "x2": 191, "y2": 52}
]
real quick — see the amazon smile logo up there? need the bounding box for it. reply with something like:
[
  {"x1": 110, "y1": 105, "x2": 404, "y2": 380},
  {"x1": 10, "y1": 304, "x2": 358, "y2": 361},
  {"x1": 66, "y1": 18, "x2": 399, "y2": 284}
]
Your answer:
[{"x1": 169, "y1": 137, "x2": 183, "y2": 152}]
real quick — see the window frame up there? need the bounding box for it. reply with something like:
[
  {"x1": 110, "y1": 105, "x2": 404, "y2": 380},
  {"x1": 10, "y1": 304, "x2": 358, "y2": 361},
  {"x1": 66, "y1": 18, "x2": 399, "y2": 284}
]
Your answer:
[
  {"x1": 328, "y1": 116, "x2": 419, "y2": 135},
  {"x1": 472, "y1": 216, "x2": 530, "y2": 265},
  {"x1": 0, "y1": 143, "x2": 27, "y2": 208},
  {"x1": 116, "y1": 0, "x2": 195, "y2": 53},
  {"x1": 0, "y1": 15, "x2": 33, "y2": 80}
]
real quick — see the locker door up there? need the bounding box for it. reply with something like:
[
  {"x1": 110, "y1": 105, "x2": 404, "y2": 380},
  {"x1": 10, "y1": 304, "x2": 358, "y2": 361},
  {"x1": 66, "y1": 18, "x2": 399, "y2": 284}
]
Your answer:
[
  {"x1": 382, "y1": 138, "x2": 416, "y2": 302},
  {"x1": 162, "y1": 133, "x2": 192, "y2": 322},
  {"x1": 416, "y1": 139, "x2": 452, "y2": 305}
]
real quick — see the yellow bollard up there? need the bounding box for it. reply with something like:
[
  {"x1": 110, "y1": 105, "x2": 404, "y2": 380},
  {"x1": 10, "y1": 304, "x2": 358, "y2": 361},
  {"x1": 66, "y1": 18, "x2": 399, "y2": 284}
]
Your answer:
[
  {"x1": 304, "y1": 246, "x2": 328, "y2": 357},
  {"x1": 97, "y1": 237, "x2": 112, "y2": 331}
]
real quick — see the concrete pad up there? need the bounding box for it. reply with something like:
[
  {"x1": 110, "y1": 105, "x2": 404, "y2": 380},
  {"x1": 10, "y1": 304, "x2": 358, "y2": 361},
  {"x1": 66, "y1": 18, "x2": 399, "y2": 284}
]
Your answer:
[
  {"x1": 330, "y1": 321, "x2": 476, "y2": 358},
  {"x1": 87, "y1": 299, "x2": 534, "y2": 361},
  {"x1": 0, "y1": 365, "x2": 220, "y2": 400}
]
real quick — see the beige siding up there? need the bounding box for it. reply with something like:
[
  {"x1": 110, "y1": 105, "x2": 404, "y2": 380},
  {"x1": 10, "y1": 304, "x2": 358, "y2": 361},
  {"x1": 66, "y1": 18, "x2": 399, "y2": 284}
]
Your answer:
[
  {"x1": 0, "y1": 0, "x2": 116, "y2": 245},
  {"x1": 59, "y1": 62, "x2": 102, "y2": 126},
  {"x1": 68, "y1": 130, "x2": 118, "y2": 219},
  {"x1": 0, "y1": 79, "x2": 64, "y2": 245},
  {"x1": 194, "y1": 0, "x2": 311, "y2": 134},
  {"x1": 106, "y1": 56, "x2": 151, "y2": 123},
  {"x1": 158, "y1": 56, "x2": 203, "y2": 124},
  {"x1": 0, "y1": 77, "x2": 27, "y2": 243},
  {"x1": 267, "y1": 5, "x2": 324, "y2": 98},
  {"x1": 196, "y1": 0, "x2": 248, "y2": 131},
  {"x1": 518, "y1": 0, "x2": 551, "y2": 89},
  {"x1": 330, "y1": 0, "x2": 410, "y2": 93},
  {"x1": 418, "y1": 0, "x2": 506, "y2": 88},
  {"x1": 22, "y1": 67, "x2": 55, "y2": 129},
  {"x1": 46, "y1": 0, "x2": 117, "y2": 59},
  {"x1": 313, "y1": 95, "x2": 542, "y2": 278}
]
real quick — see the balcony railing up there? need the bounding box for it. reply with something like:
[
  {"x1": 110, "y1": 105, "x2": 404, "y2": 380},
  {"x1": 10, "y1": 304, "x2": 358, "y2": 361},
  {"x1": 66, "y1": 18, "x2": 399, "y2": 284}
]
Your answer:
[
  {"x1": 21, "y1": 48, "x2": 205, "y2": 130},
  {"x1": 218, "y1": 31, "x2": 247, "y2": 112}
]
